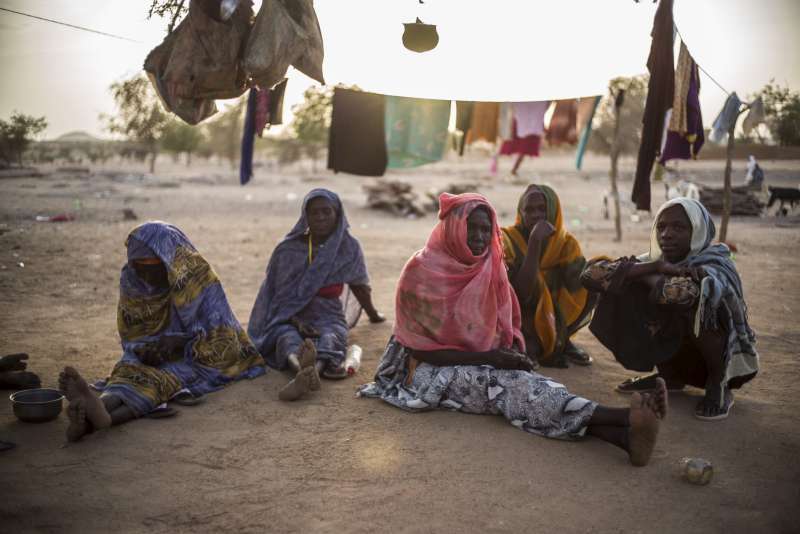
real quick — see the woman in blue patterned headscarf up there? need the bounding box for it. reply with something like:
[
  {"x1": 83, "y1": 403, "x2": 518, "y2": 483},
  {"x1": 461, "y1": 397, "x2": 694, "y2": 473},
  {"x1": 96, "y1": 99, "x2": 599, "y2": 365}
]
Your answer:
[
  {"x1": 248, "y1": 188, "x2": 385, "y2": 401},
  {"x1": 59, "y1": 221, "x2": 265, "y2": 442}
]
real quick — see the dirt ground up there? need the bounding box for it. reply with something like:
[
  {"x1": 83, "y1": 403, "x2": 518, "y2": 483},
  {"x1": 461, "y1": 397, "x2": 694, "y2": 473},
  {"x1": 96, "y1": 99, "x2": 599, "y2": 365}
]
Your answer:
[{"x1": 1, "y1": 152, "x2": 799, "y2": 533}]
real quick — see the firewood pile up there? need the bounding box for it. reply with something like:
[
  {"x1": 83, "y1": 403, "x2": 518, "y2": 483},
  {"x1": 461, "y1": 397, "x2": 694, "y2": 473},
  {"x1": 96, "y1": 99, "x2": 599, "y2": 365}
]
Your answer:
[
  {"x1": 363, "y1": 181, "x2": 482, "y2": 216},
  {"x1": 362, "y1": 180, "x2": 426, "y2": 217},
  {"x1": 425, "y1": 182, "x2": 481, "y2": 211},
  {"x1": 699, "y1": 185, "x2": 764, "y2": 216}
]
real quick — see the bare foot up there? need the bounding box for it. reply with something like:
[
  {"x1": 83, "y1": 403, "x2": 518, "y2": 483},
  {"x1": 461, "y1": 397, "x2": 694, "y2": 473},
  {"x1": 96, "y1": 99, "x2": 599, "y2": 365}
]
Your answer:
[
  {"x1": 66, "y1": 399, "x2": 89, "y2": 442},
  {"x1": 298, "y1": 339, "x2": 317, "y2": 368},
  {"x1": 297, "y1": 339, "x2": 320, "y2": 391},
  {"x1": 651, "y1": 377, "x2": 669, "y2": 419},
  {"x1": 627, "y1": 392, "x2": 660, "y2": 467},
  {"x1": 59, "y1": 367, "x2": 111, "y2": 430},
  {"x1": 278, "y1": 367, "x2": 313, "y2": 401}
]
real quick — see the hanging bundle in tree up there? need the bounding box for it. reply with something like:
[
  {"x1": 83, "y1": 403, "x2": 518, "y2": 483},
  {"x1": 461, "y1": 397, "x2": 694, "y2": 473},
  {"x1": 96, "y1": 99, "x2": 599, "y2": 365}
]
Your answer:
[
  {"x1": 144, "y1": 0, "x2": 253, "y2": 123},
  {"x1": 244, "y1": 0, "x2": 325, "y2": 90}
]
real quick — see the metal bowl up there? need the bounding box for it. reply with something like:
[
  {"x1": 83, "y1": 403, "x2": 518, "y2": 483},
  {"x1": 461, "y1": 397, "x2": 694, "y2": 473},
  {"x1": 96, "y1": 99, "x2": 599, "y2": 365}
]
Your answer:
[{"x1": 10, "y1": 388, "x2": 64, "y2": 423}]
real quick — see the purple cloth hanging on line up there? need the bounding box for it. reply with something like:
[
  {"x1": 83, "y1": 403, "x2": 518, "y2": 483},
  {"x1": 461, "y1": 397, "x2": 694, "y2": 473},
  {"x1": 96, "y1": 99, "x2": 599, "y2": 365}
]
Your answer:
[{"x1": 660, "y1": 62, "x2": 704, "y2": 164}]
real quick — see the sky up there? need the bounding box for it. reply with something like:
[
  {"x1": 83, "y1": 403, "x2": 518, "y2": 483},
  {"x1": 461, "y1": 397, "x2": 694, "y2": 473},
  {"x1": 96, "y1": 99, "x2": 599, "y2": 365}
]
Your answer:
[{"x1": 1, "y1": 0, "x2": 798, "y2": 139}]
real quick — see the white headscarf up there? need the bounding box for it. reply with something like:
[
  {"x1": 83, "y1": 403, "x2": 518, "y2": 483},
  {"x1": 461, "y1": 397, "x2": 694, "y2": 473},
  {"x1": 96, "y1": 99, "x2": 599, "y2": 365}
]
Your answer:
[{"x1": 640, "y1": 197, "x2": 715, "y2": 263}]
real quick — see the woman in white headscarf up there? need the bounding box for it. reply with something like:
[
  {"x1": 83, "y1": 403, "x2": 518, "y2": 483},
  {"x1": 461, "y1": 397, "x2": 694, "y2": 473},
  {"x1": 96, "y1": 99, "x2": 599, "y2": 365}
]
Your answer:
[{"x1": 581, "y1": 198, "x2": 758, "y2": 421}]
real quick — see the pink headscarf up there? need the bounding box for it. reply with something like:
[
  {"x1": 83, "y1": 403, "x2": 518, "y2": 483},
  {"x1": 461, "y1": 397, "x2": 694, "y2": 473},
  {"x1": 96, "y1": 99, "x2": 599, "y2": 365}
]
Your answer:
[{"x1": 394, "y1": 193, "x2": 525, "y2": 352}]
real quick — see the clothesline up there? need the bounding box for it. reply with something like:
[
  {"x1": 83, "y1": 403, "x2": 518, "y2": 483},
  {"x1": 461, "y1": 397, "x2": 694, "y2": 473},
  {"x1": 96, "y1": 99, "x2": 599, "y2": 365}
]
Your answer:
[
  {"x1": 674, "y1": 25, "x2": 732, "y2": 98},
  {"x1": 0, "y1": 7, "x2": 141, "y2": 43}
]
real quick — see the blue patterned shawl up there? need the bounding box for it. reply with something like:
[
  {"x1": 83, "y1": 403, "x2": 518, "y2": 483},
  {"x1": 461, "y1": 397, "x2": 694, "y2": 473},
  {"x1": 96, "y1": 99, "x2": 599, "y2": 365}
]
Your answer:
[
  {"x1": 642, "y1": 199, "x2": 759, "y2": 386},
  {"x1": 97, "y1": 221, "x2": 265, "y2": 416},
  {"x1": 248, "y1": 189, "x2": 369, "y2": 364}
]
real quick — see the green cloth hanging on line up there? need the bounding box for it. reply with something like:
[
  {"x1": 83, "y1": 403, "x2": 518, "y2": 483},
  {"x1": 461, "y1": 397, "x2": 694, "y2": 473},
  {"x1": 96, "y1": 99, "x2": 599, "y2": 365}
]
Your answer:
[
  {"x1": 575, "y1": 95, "x2": 601, "y2": 170},
  {"x1": 385, "y1": 95, "x2": 451, "y2": 169}
]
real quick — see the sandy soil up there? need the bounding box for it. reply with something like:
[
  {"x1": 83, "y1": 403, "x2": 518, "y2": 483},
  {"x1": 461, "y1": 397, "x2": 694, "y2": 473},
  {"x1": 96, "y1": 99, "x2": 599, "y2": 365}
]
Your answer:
[{"x1": 1, "y1": 153, "x2": 799, "y2": 533}]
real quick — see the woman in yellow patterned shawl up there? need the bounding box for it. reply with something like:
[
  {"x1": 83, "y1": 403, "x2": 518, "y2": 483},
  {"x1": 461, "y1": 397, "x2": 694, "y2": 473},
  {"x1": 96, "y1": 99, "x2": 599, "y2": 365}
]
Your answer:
[
  {"x1": 58, "y1": 222, "x2": 265, "y2": 442},
  {"x1": 501, "y1": 185, "x2": 596, "y2": 368}
]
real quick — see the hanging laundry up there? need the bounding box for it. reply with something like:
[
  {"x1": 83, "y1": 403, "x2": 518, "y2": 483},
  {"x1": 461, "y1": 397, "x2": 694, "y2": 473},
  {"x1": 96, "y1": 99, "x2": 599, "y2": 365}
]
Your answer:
[
  {"x1": 660, "y1": 58, "x2": 704, "y2": 164},
  {"x1": 668, "y1": 43, "x2": 693, "y2": 134},
  {"x1": 575, "y1": 95, "x2": 601, "y2": 170},
  {"x1": 546, "y1": 99, "x2": 578, "y2": 146},
  {"x1": 497, "y1": 103, "x2": 514, "y2": 140},
  {"x1": 240, "y1": 88, "x2": 258, "y2": 185},
  {"x1": 385, "y1": 96, "x2": 451, "y2": 169},
  {"x1": 512, "y1": 101, "x2": 550, "y2": 137},
  {"x1": 467, "y1": 102, "x2": 499, "y2": 144},
  {"x1": 709, "y1": 92, "x2": 742, "y2": 143},
  {"x1": 253, "y1": 77, "x2": 288, "y2": 137},
  {"x1": 632, "y1": 0, "x2": 674, "y2": 211},
  {"x1": 245, "y1": 0, "x2": 325, "y2": 91},
  {"x1": 742, "y1": 96, "x2": 765, "y2": 137},
  {"x1": 499, "y1": 121, "x2": 541, "y2": 157},
  {"x1": 327, "y1": 88, "x2": 388, "y2": 176},
  {"x1": 455, "y1": 101, "x2": 475, "y2": 156}
]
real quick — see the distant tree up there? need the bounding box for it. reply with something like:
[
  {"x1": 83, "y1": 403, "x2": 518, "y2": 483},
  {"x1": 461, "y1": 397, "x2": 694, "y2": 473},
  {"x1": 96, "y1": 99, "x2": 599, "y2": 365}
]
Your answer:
[
  {"x1": 102, "y1": 74, "x2": 170, "y2": 173},
  {"x1": 291, "y1": 86, "x2": 336, "y2": 172},
  {"x1": 200, "y1": 97, "x2": 246, "y2": 167},
  {"x1": 161, "y1": 119, "x2": 205, "y2": 165},
  {"x1": 588, "y1": 75, "x2": 648, "y2": 156},
  {"x1": 0, "y1": 112, "x2": 47, "y2": 167},
  {"x1": 759, "y1": 81, "x2": 800, "y2": 146}
]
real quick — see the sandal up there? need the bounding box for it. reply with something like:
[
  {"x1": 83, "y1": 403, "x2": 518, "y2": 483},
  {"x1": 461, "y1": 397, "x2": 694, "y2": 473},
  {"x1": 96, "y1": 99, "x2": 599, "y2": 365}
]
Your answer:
[
  {"x1": 144, "y1": 405, "x2": 179, "y2": 419},
  {"x1": 616, "y1": 374, "x2": 685, "y2": 394},
  {"x1": 538, "y1": 352, "x2": 569, "y2": 369},
  {"x1": 321, "y1": 363, "x2": 348, "y2": 380},
  {"x1": 171, "y1": 391, "x2": 207, "y2": 406},
  {"x1": 694, "y1": 389, "x2": 734, "y2": 421},
  {"x1": 562, "y1": 341, "x2": 593, "y2": 367}
]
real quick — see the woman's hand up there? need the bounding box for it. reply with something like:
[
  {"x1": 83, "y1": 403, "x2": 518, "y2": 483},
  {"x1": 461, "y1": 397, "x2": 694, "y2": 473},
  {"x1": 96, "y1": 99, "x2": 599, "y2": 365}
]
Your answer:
[
  {"x1": 493, "y1": 348, "x2": 535, "y2": 372},
  {"x1": 656, "y1": 260, "x2": 687, "y2": 277},
  {"x1": 528, "y1": 220, "x2": 556, "y2": 245}
]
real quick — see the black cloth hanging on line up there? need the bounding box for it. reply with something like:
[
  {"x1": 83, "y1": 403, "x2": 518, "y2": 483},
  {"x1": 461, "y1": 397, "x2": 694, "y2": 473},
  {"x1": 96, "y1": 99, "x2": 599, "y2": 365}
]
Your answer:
[
  {"x1": 455, "y1": 101, "x2": 475, "y2": 156},
  {"x1": 632, "y1": 0, "x2": 674, "y2": 211},
  {"x1": 327, "y1": 88, "x2": 388, "y2": 176}
]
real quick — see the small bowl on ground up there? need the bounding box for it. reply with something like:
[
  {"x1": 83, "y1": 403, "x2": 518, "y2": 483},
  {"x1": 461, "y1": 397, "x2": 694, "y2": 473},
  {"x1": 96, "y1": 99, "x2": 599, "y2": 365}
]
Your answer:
[{"x1": 10, "y1": 388, "x2": 64, "y2": 423}]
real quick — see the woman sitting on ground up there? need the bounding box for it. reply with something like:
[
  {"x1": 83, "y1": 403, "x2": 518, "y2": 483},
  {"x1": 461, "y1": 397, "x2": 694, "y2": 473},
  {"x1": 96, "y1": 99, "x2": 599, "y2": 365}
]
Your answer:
[
  {"x1": 581, "y1": 198, "x2": 758, "y2": 421},
  {"x1": 59, "y1": 222, "x2": 266, "y2": 442},
  {"x1": 501, "y1": 184, "x2": 596, "y2": 368},
  {"x1": 248, "y1": 188, "x2": 385, "y2": 402},
  {"x1": 360, "y1": 193, "x2": 667, "y2": 466}
]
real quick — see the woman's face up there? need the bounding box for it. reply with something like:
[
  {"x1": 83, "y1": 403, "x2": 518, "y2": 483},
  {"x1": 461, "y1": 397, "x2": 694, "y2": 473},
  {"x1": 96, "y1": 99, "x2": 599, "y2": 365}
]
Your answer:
[
  {"x1": 656, "y1": 205, "x2": 692, "y2": 263},
  {"x1": 466, "y1": 207, "x2": 493, "y2": 256},
  {"x1": 520, "y1": 191, "x2": 547, "y2": 231},
  {"x1": 307, "y1": 197, "x2": 337, "y2": 241},
  {"x1": 132, "y1": 259, "x2": 169, "y2": 289}
]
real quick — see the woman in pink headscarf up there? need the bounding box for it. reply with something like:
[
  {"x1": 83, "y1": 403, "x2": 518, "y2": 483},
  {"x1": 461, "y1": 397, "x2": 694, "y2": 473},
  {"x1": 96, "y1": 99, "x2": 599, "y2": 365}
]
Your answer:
[{"x1": 360, "y1": 193, "x2": 667, "y2": 466}]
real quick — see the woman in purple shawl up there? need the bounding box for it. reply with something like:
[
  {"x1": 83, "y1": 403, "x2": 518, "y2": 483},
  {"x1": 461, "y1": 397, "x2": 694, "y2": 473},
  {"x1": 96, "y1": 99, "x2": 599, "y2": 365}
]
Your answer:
[{"x1": 248, "y1": 189, "x2": 385, "y2": 401}]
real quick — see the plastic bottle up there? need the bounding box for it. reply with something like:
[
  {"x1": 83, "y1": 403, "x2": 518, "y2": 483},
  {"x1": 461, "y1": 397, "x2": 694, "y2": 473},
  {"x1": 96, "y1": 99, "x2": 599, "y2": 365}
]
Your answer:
[{"x1": 344, "y1": 344, "x2": 362, "y2": 376}]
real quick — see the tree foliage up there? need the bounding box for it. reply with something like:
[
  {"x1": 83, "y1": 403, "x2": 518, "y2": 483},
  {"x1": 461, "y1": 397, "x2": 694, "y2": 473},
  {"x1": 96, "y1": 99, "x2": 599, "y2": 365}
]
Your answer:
[
  {"x1": 291, "y1": 85, "x2": 333, "y2": 167},
  {"x1": 103, "y1": 74, "x2": 170, "y2": 172},
  {"x1": 200, "y1": 97, "x2": 246, "y2": 167},
  {"x1": 0, "y1": 112, "x2": 47, "y2": 166},
  {"x1": 161, "y1": 119, "x2": 205, "y2": 165},
  {"x1": 588, "y1": 75, "x2": 648, "y2": 156},
  {"x1": 759, "y1": 81, "x2": 800, "y2": 147},
  {"x1": 148, "y1": 0, "x2": 188, "y2": 33}
]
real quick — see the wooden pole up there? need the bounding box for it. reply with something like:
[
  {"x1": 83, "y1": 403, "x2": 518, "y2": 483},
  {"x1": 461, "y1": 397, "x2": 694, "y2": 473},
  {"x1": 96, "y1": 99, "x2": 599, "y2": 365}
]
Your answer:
[
  {"x1": 718, "y1": 121, "x2": 735, "y2": 243},
  {"x1": 609, "y1": 91, "x2": 623, "y2": 242}
]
